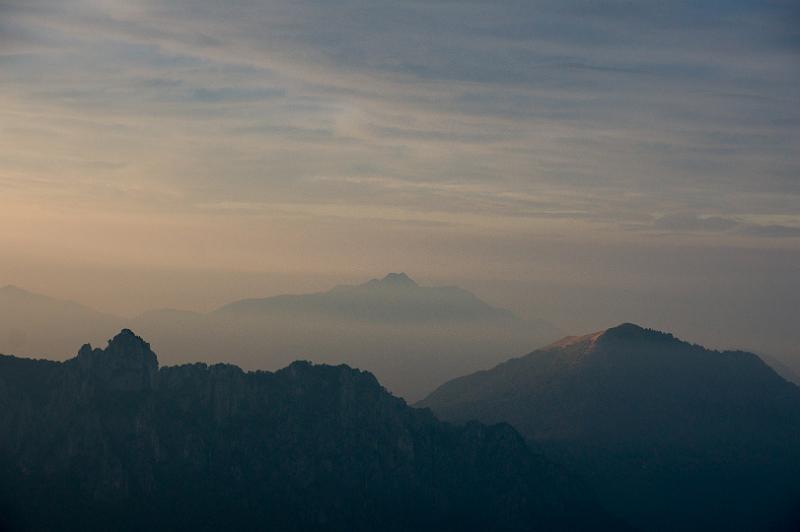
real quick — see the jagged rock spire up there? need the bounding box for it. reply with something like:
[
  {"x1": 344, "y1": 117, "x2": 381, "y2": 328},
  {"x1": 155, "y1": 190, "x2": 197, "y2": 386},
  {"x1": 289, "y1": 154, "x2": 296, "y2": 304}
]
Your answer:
[{"x1": 76, "y1": 329, "x2": 158, "y2": 391}]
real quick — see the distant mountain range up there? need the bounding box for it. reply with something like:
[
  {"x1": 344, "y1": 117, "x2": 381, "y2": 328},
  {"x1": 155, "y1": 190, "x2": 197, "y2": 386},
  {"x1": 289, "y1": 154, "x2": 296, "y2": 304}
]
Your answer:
[
  {"x1": 419, "y1": 323, "x2": 800, "y2": 531},
  {"x1": 215, "y1": 272, "x2": 516, "y2": 322},
  {"x1": 0, "y1": 275, "x2": 560, "y2": 400},
  {"x1": 0, "y1": 330, "x2": 621, "y2": 531},
  {"x1": 0, "y1": 284, "x2": 120, "y2": 357}
]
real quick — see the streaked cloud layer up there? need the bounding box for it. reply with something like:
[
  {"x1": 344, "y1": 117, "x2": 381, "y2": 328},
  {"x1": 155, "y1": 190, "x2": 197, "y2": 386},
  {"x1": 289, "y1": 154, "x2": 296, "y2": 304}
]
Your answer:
[
  {"x1": 0, "y1": 1, "x2": 798, "y2": 354},
  {"x1": 3, "y1": 0, "x2": 798, "y2": 228}
]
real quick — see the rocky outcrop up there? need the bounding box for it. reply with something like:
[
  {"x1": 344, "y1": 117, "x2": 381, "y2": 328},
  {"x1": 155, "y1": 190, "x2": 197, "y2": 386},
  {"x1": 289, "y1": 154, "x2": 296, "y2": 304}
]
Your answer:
[{"x1": 74, "y1": 329, "x2": 158, "y2": 391}]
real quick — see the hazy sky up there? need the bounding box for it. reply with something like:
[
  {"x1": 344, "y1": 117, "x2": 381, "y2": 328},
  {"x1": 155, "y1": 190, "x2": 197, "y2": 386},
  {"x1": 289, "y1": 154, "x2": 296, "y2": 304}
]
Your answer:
[{"x1": 1, "y1": 1, "x2": 799, "y2": 359}]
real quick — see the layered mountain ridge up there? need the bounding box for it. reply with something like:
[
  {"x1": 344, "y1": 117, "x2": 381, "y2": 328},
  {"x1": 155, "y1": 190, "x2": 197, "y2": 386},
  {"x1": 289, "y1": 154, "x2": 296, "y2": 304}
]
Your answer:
[
  {"x1": 0, "y1": 285, "x2": 119, "y2": 359},
  {"x1": 0, "y1": 330, "x2": 620, "y2": 531},
  {"x1": 0, "y1": 276, "x2": 559, "y2": 400}
]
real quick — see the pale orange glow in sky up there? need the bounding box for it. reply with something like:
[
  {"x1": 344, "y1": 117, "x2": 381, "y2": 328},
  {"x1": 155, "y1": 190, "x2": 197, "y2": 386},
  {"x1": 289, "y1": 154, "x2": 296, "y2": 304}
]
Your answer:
[{"x1": 1, "y1": 0, "x2": 798, "y2": 362}]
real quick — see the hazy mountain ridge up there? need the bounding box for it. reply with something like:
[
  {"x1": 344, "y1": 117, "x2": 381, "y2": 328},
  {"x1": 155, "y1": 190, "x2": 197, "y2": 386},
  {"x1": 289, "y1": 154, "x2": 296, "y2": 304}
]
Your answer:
[
  {"x1": 0, "y1": 277, "x2": 559, "y2": 400},
  {"x1": 130, "y1": 274, "x2": 557, "y2": 400},
  {"x1": 0, "y1": 285, "x2": 121, "y2": 359},
  {"x1": 214, "y1": 273, "x2": 517, "y2": 322},
  {"x1": 0, "y1": 330, "x2": 622, "y2": 531},
  {"x1": 419, "y1": 323, "x2": 800, "y2": 530}
]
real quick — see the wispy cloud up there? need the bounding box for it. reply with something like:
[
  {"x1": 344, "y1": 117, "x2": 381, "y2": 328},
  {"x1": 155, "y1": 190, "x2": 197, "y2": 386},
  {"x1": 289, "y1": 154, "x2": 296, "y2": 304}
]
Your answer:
[{"x1": 1, "y1": 0, "x2": 798, "y2": 247}]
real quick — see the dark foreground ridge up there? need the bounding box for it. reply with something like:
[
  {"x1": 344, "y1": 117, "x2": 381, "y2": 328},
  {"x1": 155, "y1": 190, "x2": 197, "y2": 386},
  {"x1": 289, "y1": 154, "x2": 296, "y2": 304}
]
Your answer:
[
  {"x1": 419, "y1": 323, "x2": 800, "y2": 531},
  {"x1": 0, "y1": 330, "x2": 621, "y2": 531}
]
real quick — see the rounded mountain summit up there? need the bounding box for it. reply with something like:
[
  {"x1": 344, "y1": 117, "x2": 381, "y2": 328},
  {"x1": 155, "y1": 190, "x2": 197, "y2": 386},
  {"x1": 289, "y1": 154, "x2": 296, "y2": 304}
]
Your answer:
[{"x1": 419, "y1": 322, "x2": 800, "y2": 531}]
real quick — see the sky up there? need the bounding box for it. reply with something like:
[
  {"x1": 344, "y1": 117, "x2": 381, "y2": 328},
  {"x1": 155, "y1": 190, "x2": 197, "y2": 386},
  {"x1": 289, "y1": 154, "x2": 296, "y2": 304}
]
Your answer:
[{"x1": 1, "y1": 1, "x2": 799, "y2": 361}]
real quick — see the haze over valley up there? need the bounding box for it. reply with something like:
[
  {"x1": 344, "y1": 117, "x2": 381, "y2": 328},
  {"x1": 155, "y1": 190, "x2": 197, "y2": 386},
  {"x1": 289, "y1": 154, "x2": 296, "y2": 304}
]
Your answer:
[{"x1": 0, "y1": 274, "x2": 560, "y2": 400}]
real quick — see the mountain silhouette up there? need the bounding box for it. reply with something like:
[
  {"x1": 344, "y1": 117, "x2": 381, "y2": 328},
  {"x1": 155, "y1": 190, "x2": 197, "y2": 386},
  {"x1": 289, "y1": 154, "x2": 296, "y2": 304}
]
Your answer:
[
  {"x1": 131, "y1": 274, "x2": 559, "y2": 400},
  {"x1": 215, "y1": 272, "x2": 517, "y2": 323},
  {"x1": 419, "y1": 323, "x2": 800, "y2": 531},
  {"x1": 0, "y1": 277, "x2": 559, "y2": 400},
  {"x1": 0, "y1": 330, "x2": 622, "y2": 531}
]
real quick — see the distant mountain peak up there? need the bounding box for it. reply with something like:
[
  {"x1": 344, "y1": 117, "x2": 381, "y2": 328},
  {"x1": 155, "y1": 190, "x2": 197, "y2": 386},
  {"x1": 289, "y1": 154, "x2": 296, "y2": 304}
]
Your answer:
[
  {"x1": 0, "y1": 284, "x2": 43, "y2": 299},
  {"x1": 0, "y1": 284, "x2": 112, "y2": 314},
  {"x1": 599, "y1": 323, "x2": 678, "y2": 344},
  {"x1": 366, "y1": 272, "x2": 418, "y2": 288},
  {"x1": 0, "y1": 284, "x2": 25, "y2": 293},
  {"x1": 549, "y1": 323, "x2": 678, "y2": 351},
  {"x1": 76, "y1": 329, "x2": 158, "y2": 391},
  {"x1": 214, "y1": 273, "x2": 523, "y2": 326},
  {"x1": 607, "y1": 322, "x2": 645, "y2": 333},
  {"x1": 106, "y1": 328, "x2": 153, "y2": 355},
  {"x1": 384, "y1": 271, "x2": 415, "y2": 283}
]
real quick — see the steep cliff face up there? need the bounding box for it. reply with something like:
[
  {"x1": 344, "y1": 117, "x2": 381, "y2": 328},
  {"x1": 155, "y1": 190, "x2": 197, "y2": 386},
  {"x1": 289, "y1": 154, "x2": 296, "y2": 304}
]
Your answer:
[
  {"x1": 0, "y1": 330, "x2": 618, "y2": 532},
  {"x1": 74, "y1": 329, "x2": 158, "y2": 391}
]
